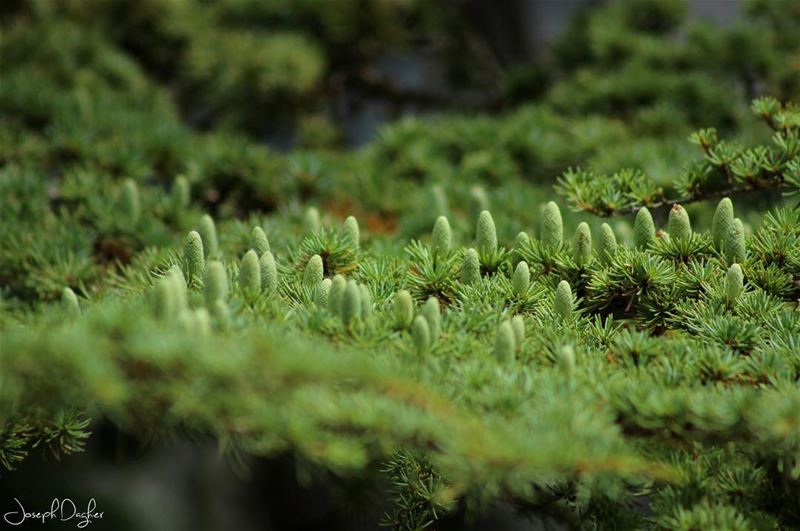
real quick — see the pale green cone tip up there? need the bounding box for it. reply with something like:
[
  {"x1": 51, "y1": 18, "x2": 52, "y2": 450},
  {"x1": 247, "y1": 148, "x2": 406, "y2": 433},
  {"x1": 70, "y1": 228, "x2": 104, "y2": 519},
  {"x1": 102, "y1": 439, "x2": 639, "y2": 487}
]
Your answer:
[
  {"x1": 515, "y1": 231, "x2": 530, "y2": 249},
  {"x1": 198, "y1": 214, "x2": 218, "y2": 258},
  {"x1": 304, "y1": 207, "x2": 321, "y2": 234},
  {"x1": 725, "y1": 218, "x2": 746, "y2": 264},
  {"x1": 598, "y1": 223, "x2": 617, "y2": 263},
  {"x1": 343, "y1": 216, "x2": 360, "y2": 248},
  {"x1": 315, "y1": 278, "x2": 332, "y2": 307},
  {"x1": 494, "y1": 321, "x2": 516, "y2": 364},
  {"x1": 476, "y1": 210, "x2": 497, "y2": 253},
  {"x1": 394, "y1": 290, "x2": 414, "y2": 329},
  {"x1": 512, "y1": 261, "x2": 530, "y2": 296},
  {"x1": 251, "y1": 226, "x2": 270, "y2": 255},
  {"x1": 172, "y1": 175, "x2": 190, "y2": 211},
  {"x1": 573, "y1": 222, "x2": 592, "y2": 267},
  {"x1": 259, "y1": 251, "x2": 277, "y2": 294},
  {"x1": 510, "y1": 316, "x2": 525, "y2": 351},
  {"x1": 303, "y1": 254, "x2": 324, "y2": 286},
  {"x1": 340, "y1": 280, "x2": 361, "y2": 327},
  {"x1": 121, "y1": 178, "x2": 140, "y2": 224},
  {"x1": 359, "y1": 284, "x2": 373, "y2": 317},
  {"x1": 184, "y1": 231, "x2": 205, "y2": 284},
  {"x1": 462, "y1": 248, "x2": 481, "y2": 284},
  {"x1": 328, "y1": 275, "x2": 347, "y2": 314},
  {"x1": 411, "y1": 316, "x2": 431, "y2": 355},
  {"x1": 554, "y1": 280, "x2": 573, "y2": 321},
  {"x1": 239, "y1": 250, "x2": 261, "y2": 294},
  {"x1": 668, "y1": 204, "x2": 692, "y2": 240},
  {"x1": 634, "y1": 207, "x2": 655, "y2": 249},
  {"x1": 422, "y1": 297, "x2": 441, "y2": 343},
  {"x1": 62, "y1": 287, "x2": 80, "y2": 317},
  {"x1": 712, "y1": 198, "x2": 734, "y2": 249},
  {"x1": 541, "y1": 202, "x2": 563, "y2": 248},
  {"x1": 204, "y1": 260, "x2": 228, "y2": 305},
  {"x1": 726, "y1": 263, "x2": 744, "y2": 304},
  {"x1": 558, "y1": 345, "x2": 575, "y2": 378},
  {"x1": 431, "y1": 216, "x2": 452, "y2": 255}
]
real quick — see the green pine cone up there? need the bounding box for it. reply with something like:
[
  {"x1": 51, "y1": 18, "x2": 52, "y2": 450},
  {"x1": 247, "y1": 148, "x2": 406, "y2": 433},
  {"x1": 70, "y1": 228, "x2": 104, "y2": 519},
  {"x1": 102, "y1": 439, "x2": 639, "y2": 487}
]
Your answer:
[
  {"x1": 573, "y1": 222, "x2": 592, "y2": 267},
  {"x1": 493, "y1": 321, "x2": 516, "y2": 364},
  {"x1": 514, "y1": 231, "x2": 530, "y2": 249},
  {"x1": 316, "y1": 278, "x2": 332, "y2": 307},
  {"x1": 512, "y1": 261, "x2": 530, "y2": 296},
  {"x1": 121, "y1": 178, "x2": 140, "y2": 224},
  {"x1": 198, "y1": 214, "x2": 219, "y2": 258},
  {"x1": 204, "y1": 260, "x2": 228, "y2": 305},
  {"x1": 304, "y1": 254, "x2": 324, "y2": 286},
  {"x1": 304, "y1": 207, "x2": 321, "y2": 234},
  {"x1": 725, "y1": 218, "x2": 746, "y2": 264},
  {"x1": 726, "y1": 263, "x2": 744, "y2": 304},
  {"x1": 431, "y1": 216, "x2": 452, "y2": 255},
  {"x1": 359, "y1": 284, "x2": 373, "y2": 318},
  {"x1": 598, "y1": 223, "x2": 617, "y2": 264},
  {"x1": 251, "y1": 226, "x2": 270, "y2": 255},
  {"x1": 558, "y1": 345, "x2": 575, "y2": 378},
  {"x1": 340, "y1": 280, "x2": 361, "y2": 327},
  {"x1": 541, "y1": 201, "x2": 563, "y2": 248},
  {"x1": 421, "y1": 297, "x2": 441, "y2": 343},
  {"x1": 62, "y1": 287, "x2": 80, "y2": 317},
  {"x1": 394, "y1": 290, "x2": 414, "y2": 329},
  {"x1": 510, "y1": 315, "x2": 525, "y2": 350},
  {"x1": 634, "y1": 207, "x2": 655, "y2": 249},
  {"x1": 167, "y1": 266, "x2": 187, "y2": 312},
  {"x1": 554, "y1": 280, "x2": 573, "y2": 321},
  {"x1": 668, "y1": 204, "x2": 692, "y2": 240},
  {"x1": 411, "y1": 316, "x2": 431, "y2": 355},
  {"x1": 476, "y1": 210, "x2": 497, "y2": 253},
  {"x1": 462, "y1": 248, "x2": 481, "y2": 284},
  {"x1": 343, "y1": 215, "x2": 360, "y2": 248},
  {"x1": 328, "y1": 275, "x2": 347, "y2": 314},
  {"x1": 259, "y1": 251, "x2": 277, "y2": 294},
  {"x1": 153, "y1": 279, "x2": 175, "y2": 320},
  {"x1": 239, "y1": 250, "x2": 261, "y2": 295},
  {"x1": 171, "y1": 175, "x2": 190, "y2": 212},
  {"x1": 184, "y1": 231, "x2": 205, "y2": 285},
  {"x1": 712, "y1": 198, "x2": 734, "y2": 249}
]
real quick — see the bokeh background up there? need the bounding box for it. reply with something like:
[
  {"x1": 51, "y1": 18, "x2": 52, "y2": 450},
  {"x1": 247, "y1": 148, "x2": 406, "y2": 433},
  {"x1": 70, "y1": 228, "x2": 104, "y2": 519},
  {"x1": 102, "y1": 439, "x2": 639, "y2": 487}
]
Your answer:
[{"x1": 1, "y1": 0, "x2": 798, "y2": 529}]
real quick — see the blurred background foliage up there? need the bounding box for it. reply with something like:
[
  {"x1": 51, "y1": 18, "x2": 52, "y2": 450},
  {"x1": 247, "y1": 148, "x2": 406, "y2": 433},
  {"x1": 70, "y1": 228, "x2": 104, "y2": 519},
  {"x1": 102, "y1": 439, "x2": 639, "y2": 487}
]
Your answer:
[{"x1": 1, "y1": 0, "x2": 800, "y2": 529}]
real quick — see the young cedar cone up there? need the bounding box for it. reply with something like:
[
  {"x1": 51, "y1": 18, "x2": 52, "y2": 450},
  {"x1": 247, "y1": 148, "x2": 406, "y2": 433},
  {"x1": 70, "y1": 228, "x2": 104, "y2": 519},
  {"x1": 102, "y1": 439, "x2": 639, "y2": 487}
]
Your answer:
[
  {"x1": 598, "y1": 223, "x2": 617, "y2": 264},
  {"x1": 634, "y1": 207, "x2": 655, "y2": 249},
  {"x1": 512, "y1": 261, "x2": 530, "y2": 296},
  {"x1": 239, "y1": 250, "x2": 261, "y2": 295},
  {"x1": 726, "y1": 263, "x2": 744, "y2": 305},
  {"x1": 411, "y1": 316, "x2": 431, "y2": 355},
  {"x1": 494, "y1": 321, "x2": 516, "y2": 364},
  {"x1": 184, "y1": 231, "x2": 205, "y2": 284},
  {"x1": 462, "y1": 248, "x2": 481, "y2": 284},
  {"x1": 573, "y1": 222, "x2": 592, "y2": 267},
  {"x1": 712, "y1": 198, "x2": 734, "y2": 250},
  {"x1": 431, "y1": 216, "x2": 452, "y2": 255},
  {"x1": 303, "y1": 254, "x2": 324, "y2": 286},
  {"x1": 421, "y1": 297, "x2": 441, "y2": 343},
  {"x1": 476, "y1": 210, "x2": 497, "y2": 253},
  {"x1": 340, "y1": 280, "x2": 361, "y2": 327},
  {"x1": 259, "y1": 251, "x2": 277, "y2": 294},
  {"x1": 198, "y1": 214, "x2": 219, "y2": 258},
  {"x1": 541, "y1": 202, "x2": 563, "y2": 248},
  {"x1": 725, "y1": 218, "x2": 746, "y2": 264},
  {"x1": 510, "y1": 315, "x2": 525, "y2": 350},
  {"x1": 251, "y1": 226, "x2": 270, "y2": 255},
  {"x1": 554, "y1": 280, "x2": 573, "y2": 321},
  {"x1": 394, "y1": 290, "x2": 414, "y2": 329},
  {"x1": 668, "y1": 204, "x2": 692, "y2": 240},
  {"x1": 316, "y1": 278, "x2": 332, "y2": 307},
  {"x1": 343, "y1": 216, "x2": 360, "y2": 249},
  {"x1": 328, "y1": 275, "x2": 347, "y2": 314},
  {"x1": 204, "y1": 261, "x2": 228, "y2": 305},
  {"x1": 62, "y1": 287, "x2": 80, "y2": 317}
]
